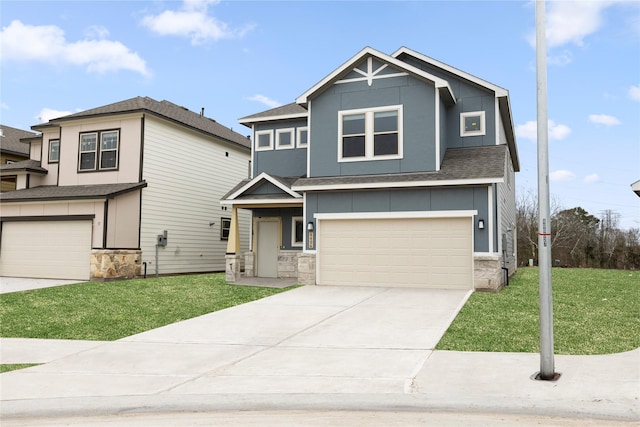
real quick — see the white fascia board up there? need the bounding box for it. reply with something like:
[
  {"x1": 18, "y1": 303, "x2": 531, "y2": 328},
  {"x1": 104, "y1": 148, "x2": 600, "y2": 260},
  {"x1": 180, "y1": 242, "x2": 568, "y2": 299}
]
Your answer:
[
  {"x1": 221, "y1": 198, "x2": 303, "y2": 206},
  {"x1": 296, "y1": 46, "x2": 455, "y2": 105},
  {"x1": 292, "y1": 177, "x2": 503, "y2": 192},
  {"x1": 392, "y1": 47, "x2": 509, "y2": 97},
  {"x1": 238, "y1": 112, "x2": 308, "y2": 126},
  {"x1": 314, "y1": 210, "x2": 478, "y2": 221},
  {"x1": 226, "y1": 172, "x2": 302, "y2": 200}
]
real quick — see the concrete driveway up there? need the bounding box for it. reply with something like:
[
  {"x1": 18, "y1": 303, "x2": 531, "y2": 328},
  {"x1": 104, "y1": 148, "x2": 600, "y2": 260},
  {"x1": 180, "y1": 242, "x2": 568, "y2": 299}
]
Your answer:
[{"x1": 1, "y1": 286, "x2": 470, "y2": 400}]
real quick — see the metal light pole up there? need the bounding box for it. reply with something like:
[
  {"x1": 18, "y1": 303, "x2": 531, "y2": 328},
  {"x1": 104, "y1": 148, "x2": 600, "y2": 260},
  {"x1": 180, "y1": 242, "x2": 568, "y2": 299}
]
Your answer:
[{"x1": 536, "y1": 0, "x2": 556, "y2": 380}]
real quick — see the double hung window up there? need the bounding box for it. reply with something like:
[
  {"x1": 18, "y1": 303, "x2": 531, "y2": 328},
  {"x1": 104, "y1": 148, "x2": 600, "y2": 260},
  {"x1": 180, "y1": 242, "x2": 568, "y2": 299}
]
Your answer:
[
  {"x1": 49, "y1": 139, "x2": 60, "y2": 163},
  {"x1": 79, "y1": 130, "x2": 119, "y2": 171},
  {"x1": 339, "y1": 106, "x2": 402, "y2": 161}
]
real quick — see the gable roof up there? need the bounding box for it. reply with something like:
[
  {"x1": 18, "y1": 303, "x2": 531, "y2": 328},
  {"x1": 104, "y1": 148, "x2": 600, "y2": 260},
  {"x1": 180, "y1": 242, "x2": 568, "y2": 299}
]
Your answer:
[
  {"x1": 0, "y1": 124, "x2": 35, "y2": 157},
  {"x1": 296, "y1": 46, "x2": 456, "y2": 106},
  {"x1": 32, "y1": 97, "x2": 251, "y2": 150},
  {"x1": 292, "y1": 145, "x2": 507, "y2": 191},
  {"x1": 0, "y1": 182, "x2": 147, "y2": 203},
  {"x1": 393, "y1": 47, "x2": 519, "y2": 171},
  {"x1": 238, "y1": 103, "x2": 308, "y2": 126},
  {"x1": 222, "y1": 172, "x2": 302, "y2": 205}
]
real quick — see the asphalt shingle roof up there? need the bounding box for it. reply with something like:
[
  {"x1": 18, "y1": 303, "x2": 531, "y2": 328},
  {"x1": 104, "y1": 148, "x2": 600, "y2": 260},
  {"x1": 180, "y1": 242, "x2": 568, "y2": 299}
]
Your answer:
[
  {"x1": 292, "y1": 145, "x2": 507, "y2": 188},
  {"x1": 44, "y1": 97, "x2": 251, "y2": 150},
  {"x1": 0, "y1": 182, "x2": 147, "y2": 203},
  {"x1": 0, "y1": 124, "x2": 35, "y2": 157},
  {"x1": 0, "y1": 159, "x2": 47, "y2": 174},
  {"x1": 238, "y1": 103, "x2": 308, "y2": 124}
]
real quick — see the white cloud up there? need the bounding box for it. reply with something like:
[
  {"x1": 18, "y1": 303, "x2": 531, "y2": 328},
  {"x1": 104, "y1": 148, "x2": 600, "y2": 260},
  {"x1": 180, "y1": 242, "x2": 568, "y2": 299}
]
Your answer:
[
  {"x1": 0, "y1": 20, "x2": 150, "y2": 76},
  {"x1": 1, "y1": 102, "x2": 8, "y2": 110},
  {"x1": 36, "y1": 108, "x2": 73, "y2": 123},
  {"x1": 588, "y1": 114, "x2": 621, "y2": 126},
  {"x1": 550, "y1": 170, "x2": 576, "y2": 181},
  {"x1": 141, "y1": 0, "x2": 253, "y2": 45},
  {"x1": 247, "y1": 94, "x2": 281, "y2": 109},
  {"x1": 515, "y1": 120, "x2": 572, "y2": 141},
  {"x1": 629, "y1": 84, "x2": 640, "y2": 101},
  {"x1": 584, "y1": 174, "x2": 600, "y2": 183},
  {"x1": 545, "y1": 1, "x2": 610, "y2": 48}
]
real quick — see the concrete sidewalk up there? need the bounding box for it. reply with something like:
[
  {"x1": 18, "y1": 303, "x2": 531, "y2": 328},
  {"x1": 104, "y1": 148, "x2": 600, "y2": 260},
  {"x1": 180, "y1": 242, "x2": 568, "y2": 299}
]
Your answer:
[
  {"x1": 1, "y1": 285, "x2": 638, "y2": 424},
  {"x1": 0, "y1": 277, "x2": 85, "y2": 294}
]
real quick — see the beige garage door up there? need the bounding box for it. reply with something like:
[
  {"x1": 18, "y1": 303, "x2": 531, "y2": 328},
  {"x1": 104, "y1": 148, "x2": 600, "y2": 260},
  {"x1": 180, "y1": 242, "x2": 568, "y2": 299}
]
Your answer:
[
  {"x1": 0, "y1": 220, "x2": 92, "y2": 280},
  {"x1": 317, "y1": 217, "x2": 472, "y2": 289}
]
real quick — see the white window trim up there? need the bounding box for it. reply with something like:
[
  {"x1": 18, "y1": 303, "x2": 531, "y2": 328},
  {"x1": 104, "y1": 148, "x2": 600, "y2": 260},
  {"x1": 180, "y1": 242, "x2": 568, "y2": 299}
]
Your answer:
[
  {"x1": 276, "y1": 128, "x2": 295, "y2": 150},
  {"x1": 79, "y1": 132, "x2": 98, "y2": 171},
  {"x1": 338, "y1": 105, "x2": 403, "y2": 162},
  {"x1": 291, "y1": 216, "x2": 303, "y2": 247},
  {"x1": 255, "y1": 130, "x2": 273, "y2": 151},
  {"x1": 460, "y1": 111, "x2": 486, "y2": 137},
  {"x1": 297, "y1": 127, "x2": 308, "y2": 148},
  {"x1": 49, "y1": 139, "x2": 60, "y2": 163},
  {"x1": 99, "y1": 130, "x2": 119, "y2": 170}
]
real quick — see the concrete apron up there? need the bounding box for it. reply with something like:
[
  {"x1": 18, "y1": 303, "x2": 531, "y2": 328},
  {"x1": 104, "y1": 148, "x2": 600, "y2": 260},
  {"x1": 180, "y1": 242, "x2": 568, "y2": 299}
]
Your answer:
[{"x1": 1, "y1": 285, "x2": 638, "y2": 421}]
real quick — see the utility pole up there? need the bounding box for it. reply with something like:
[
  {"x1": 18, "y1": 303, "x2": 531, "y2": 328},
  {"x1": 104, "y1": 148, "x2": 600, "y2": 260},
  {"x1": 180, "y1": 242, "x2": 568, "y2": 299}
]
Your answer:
[{"x1": 536, "y1": 0, "x2": 557, "y2": 380}]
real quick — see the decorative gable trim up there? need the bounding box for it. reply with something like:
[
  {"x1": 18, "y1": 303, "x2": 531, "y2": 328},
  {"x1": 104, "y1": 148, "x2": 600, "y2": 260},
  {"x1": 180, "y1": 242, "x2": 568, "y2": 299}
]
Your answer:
[
  {"x1": 296, "y1": 46, "x2": 456, "y2": 106},
  {"x1": 225, "y1": 172, "x2": 302, "y2": 201},
  {"x1": 335, "y1": 57, "x2": 409, "y2": 87}
]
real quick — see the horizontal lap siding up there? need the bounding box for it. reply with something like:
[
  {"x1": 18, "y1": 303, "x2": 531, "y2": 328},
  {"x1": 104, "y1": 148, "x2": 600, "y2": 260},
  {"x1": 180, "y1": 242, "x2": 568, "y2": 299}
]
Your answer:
[{"x1": 140, "y1": 118, "x2": 250, "y2": 274}]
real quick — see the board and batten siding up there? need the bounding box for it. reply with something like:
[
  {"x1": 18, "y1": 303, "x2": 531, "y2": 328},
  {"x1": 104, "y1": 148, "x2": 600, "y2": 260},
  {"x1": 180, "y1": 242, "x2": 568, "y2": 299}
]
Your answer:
[
  {"x1": 140, "y1": 117, "x2": 250, "y2": 274},
  {"x1": 498, "y1": 157, "x2": 516, "y2": 271}
]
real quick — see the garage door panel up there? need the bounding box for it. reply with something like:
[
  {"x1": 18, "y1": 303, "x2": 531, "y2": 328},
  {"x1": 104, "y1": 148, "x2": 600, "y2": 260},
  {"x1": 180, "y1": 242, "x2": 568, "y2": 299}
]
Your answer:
[
  {"x1": 318, "y1": 217, "x2": 472, "y2": 289},
  {"x1": 0, "y1": 221, "x2": 92, "y2": 280}
]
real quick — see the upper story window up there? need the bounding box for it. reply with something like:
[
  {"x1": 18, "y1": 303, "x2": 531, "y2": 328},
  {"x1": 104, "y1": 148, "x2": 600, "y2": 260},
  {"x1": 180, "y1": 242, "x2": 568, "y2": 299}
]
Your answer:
[
  {"x1": 338, "y1": 105, "x2": 402, "y2": 162},
  {"x1": 460, "y1": 111, "x2": 486, "y2": 137},
  {"x1": 79, "y1": 130, "x2": 119, "y2": 171},
  {"x1": 48, "y1": 139, "x2": 60, "y2": 163},
  {"x1": 297, "y1": 127, "x2": 308, "y2": 148},
  {"x1": 276, "y1": 128, "x2": 294, "y2": 150},
  {"x1": 255, "y1": 130, "x2": 273, "y2": 151}
]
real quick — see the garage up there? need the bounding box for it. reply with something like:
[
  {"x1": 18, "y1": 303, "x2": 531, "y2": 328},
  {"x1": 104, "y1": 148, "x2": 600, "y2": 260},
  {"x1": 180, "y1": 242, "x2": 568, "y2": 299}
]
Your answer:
[
  {"x1": 0, "y1": 220, "x2": 92, "y2": 280},
  {"x1": 317, "y1": 216, "x2": 473, "y2": 289}
]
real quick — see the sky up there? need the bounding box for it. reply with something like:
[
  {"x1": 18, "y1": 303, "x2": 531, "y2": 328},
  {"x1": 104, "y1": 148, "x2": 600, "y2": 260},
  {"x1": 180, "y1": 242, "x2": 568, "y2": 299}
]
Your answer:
[{"x1": 1, "y1": 0, "x2": 639, "y2": 229}]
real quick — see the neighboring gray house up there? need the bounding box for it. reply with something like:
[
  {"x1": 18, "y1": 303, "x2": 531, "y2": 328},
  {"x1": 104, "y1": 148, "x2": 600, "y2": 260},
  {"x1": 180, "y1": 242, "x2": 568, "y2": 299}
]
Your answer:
[
  {"x1": 0, "y1": 124, "x2": 35, "y2": 192},
  {"x1": 0, "y1": 97, "x2": 251, "y2": 281},
  {"x1": 223, "y1": 46, "x2": 519, "y2": 291}
]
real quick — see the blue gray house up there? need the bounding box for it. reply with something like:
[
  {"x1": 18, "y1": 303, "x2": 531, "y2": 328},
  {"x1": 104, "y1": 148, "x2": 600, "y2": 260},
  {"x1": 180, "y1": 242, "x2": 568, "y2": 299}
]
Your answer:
[{"x1": 222, "y1": 46, "x2": 519, "y2": 291}]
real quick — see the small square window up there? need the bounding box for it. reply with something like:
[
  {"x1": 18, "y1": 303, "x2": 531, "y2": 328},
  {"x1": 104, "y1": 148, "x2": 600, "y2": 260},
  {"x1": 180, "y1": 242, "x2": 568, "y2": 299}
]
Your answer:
[
  {"x1": 49, "y1": 139, "x2": 60, "y2": 163},
  {"x1": 276, "y1": 128, "x2": 294, "y2": 150},
  {"x1": 460, "y1": 111, "x2": 486, "y2": 137},
  {"x1": 297, "y1": 127, "x2": 308, "y2": 148},
  {"x1": 255, "y1": 130, "x2": 273, "y2": 151},
  {"x1": 221, "y1": 217, "x2": 231, "y2": 241}
]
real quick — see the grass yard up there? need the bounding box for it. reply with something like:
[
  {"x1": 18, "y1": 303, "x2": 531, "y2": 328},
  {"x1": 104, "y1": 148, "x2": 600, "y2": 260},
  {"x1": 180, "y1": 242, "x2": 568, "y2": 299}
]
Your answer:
[
  {"x1": 0, "y1": 273, "x2": 296, "y2": 341},
  {"x1": 437, "y1": 267, "x2": 639, "y2": 355},
  {"x1": 0, "y1": 364, "x2": 39, "y2": 373}
]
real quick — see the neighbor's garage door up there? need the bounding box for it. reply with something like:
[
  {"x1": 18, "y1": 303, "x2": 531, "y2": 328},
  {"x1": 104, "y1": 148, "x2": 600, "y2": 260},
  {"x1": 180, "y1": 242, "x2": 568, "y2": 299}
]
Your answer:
[
  {"x1": 0, "y1": 220, "x2": 92, "y2": 280},
  {"x1": 317, "y1": 217, "x2": 472, "y2": 289}
]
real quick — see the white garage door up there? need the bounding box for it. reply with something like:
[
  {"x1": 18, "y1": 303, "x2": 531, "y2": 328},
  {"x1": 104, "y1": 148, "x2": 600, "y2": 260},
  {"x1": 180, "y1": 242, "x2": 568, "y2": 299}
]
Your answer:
[
  {"x1": 317, "y1": 217, "x2": 472, "y2": 289},
  {"x1": 0, "y1": 220, "x2": 92, "y2": 280}
]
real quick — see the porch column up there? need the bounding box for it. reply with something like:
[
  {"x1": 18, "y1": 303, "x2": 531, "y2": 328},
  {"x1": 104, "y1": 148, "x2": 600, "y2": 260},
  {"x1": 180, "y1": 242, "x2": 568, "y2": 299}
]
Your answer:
[{"x1": 226, "y1": 206, "x2": 241, "y2": 254}]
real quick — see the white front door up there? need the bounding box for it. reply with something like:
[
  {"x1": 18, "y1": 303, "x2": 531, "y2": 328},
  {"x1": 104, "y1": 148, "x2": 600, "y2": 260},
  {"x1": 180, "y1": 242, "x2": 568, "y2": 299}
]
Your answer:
[{"x1": 256, "y1": 220, "x2": 279, "y2": 278}]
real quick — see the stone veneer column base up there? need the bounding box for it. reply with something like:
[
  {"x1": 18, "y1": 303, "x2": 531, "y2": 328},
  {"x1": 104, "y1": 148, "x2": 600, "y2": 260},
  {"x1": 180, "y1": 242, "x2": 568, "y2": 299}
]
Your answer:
[
  {"x1": 474, "y1": 254, "x2": 504, "y2": 291},
  {"x1": 90, "y1": 249, "x2": 142, "y2": 281},
  {"x1": 244, "y1": 252, "x2": 255, "y2": 277},
  {"x1": 278, "y1": 250, "x2": 299, "y2": 278},
  {"x1": 226, "y1": 254, "x2": 241, "y2": 283},
  {"x1": 297, "y1": 253, "x2": 317, "y2": 285}
]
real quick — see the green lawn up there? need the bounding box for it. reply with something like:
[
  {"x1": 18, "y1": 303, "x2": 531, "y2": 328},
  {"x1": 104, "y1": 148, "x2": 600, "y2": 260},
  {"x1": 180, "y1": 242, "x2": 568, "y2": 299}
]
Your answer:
[
  {"x1": 0, "y1": 273, "x2": 296, "y2": 341},
  {"x1": 437, "y1": 267, "x2": 639, "y2": 355},
  {"x1": 0, "y1": 364, "x2": 39, "y2": 373}
]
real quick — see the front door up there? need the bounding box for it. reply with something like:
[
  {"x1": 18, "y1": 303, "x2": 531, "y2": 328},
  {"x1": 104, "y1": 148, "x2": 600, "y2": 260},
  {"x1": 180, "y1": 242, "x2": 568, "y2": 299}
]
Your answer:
[{"x1": 257, "y1": 220, "x2": 279, "y2": 278}]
